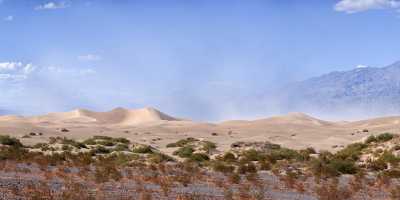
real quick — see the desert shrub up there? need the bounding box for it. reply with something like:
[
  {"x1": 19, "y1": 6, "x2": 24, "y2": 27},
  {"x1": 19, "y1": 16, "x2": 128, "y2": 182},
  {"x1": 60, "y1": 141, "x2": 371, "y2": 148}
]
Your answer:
[
  {"x1": 113, "y1": 143, "x2": 129, "y2": 151},
  {"x1": 238, "y1": 162, "x2": 257, "y2": 174},
  {"x1": 380, "y1": 151, "x2": 400, "y2": 166},
  {"x1": 258, "y1": 160, "x2": 271, "y2": 170},
  {"x1": 109, "y1": 153, "x2": 139, "y2": 166},
  {"x1": 329, "y1": 159, "x2": 358, "y2": 174},
  {"x1": 310, "y1": 152, "x2": 338, "y2": 177},
  {"x1": 61, "y1": 138, "x2": 87, "y2": 149},
  {"x1": 70, "y1": 152, "x2": 94, "y2": 166},
  {"x1": 173, "y1": 146, "x2": 194, "y2": 158},
  {"x1": 0, "y1": 146, "x2": 30, "y2": 161},
  {"x1": 241, "y1": 149, "x2": 265, "y2": 161},
  {"x1": 83, "y1": 138, "x2": 96, "y2": 145},
  {"x1": 220, "y1": 152, "x2": 237, "y2": 162},
  {"x1": 93, "y1": 146, "x2": 111, "y2": 154},
  {"x1": 365, "y1": 135, "x2": 377, "y2": 144},
  {"x1": 97, "y1": 140, "x2": 115, "y2": 146},
  {"x1": 202, "y1": 141, "x2": 217, "y2": 154},
  {"x1": 269, "y1": 148, "x2": 302, "y2": 161},
  {"x1": 376, "y1": 133, "x2": 394, "y2": 143},
  {"x1": 211, "y1": 161, "x2": 235, "y2": 174},
  {"x1": 188, "y1": 153, "x2": 210, "y2": 162},
  {"x1": 335, "y1": 143, "x2": 367, "y2": 161},
  {"x1": 0, "y1": 135, "x2": 23, "y2": 147},
  {"x1": 62, "y1": 144, "x2": 73, "y2": 151},
  {"x1": 112, "y1": 137, "x2": 130, "y2": 144},
  {"x1": 93, "y1": 136, "x2": 112, "y2": 140},
  {"x1": 311, "y1": 150, "x2": 359, "y2": 177},
  {"x1": 367, "y1": 158, "x2": 388, "y2": 171},
  {"x1": 33, "y1": 143, "x2": 48, "y2": 149},
  {"x1": 166, "y1": 137, "x2": 199, "y2": 148},
  {"x1": 132, "y1": 145, "x2": 153, "y2": 154},
  {"x1": 148, "y1": 152, "x2": 174, "y2": 163}
]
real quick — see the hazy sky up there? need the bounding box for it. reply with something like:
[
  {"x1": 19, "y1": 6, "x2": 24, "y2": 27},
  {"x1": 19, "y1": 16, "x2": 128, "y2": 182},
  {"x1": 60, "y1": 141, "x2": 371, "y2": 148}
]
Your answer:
[{"x1": 1, "y1": 0, "x2": 400, "y2": 121}]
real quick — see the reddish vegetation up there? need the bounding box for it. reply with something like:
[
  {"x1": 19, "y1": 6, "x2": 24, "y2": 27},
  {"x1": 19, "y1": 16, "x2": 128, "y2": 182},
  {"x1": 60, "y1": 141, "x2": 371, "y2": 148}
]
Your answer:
[{"x1": 0, "y1": 134, "x2": 399, "y2": 199}]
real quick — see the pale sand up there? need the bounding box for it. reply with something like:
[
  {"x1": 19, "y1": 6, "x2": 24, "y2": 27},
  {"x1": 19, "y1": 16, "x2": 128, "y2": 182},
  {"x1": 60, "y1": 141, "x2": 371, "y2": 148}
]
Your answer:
[{"x1": 1, "y1": 107, "x2": 400, "y2": 153}]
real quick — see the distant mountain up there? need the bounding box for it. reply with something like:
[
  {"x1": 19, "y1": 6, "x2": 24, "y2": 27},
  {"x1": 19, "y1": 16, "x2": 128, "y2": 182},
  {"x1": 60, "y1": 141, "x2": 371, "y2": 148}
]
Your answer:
[{"x1": 277, "y1": 61, "x2": 400, "y2": 119}]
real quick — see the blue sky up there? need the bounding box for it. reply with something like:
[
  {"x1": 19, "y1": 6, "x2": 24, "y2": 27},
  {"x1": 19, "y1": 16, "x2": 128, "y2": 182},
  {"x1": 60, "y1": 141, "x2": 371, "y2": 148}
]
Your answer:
[{"x1": 1, "y1": 0, "x2": 400, "y2": 121}]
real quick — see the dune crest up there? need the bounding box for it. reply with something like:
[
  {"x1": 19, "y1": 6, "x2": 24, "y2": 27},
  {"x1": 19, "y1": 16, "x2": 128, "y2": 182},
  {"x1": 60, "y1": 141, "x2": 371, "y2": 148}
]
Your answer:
[{"x1": 27, "y1": 107, "x2": 180, "y2": 125}]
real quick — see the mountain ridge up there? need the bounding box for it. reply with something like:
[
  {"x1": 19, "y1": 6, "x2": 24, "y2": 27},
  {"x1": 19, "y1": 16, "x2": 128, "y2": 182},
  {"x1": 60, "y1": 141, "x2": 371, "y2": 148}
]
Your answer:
[{"x1": 276, "y1": 61, "x2": 400, "y2": 119}]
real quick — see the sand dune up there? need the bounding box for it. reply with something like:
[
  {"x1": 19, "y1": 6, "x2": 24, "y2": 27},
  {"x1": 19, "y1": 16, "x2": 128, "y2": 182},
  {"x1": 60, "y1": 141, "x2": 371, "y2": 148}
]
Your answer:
[
  {"x1": 26, "y1": 107, "x2": 180, "y2": 125},
  {"x1": 1, "y1": 107, "x2": 400, "y2": 152}
]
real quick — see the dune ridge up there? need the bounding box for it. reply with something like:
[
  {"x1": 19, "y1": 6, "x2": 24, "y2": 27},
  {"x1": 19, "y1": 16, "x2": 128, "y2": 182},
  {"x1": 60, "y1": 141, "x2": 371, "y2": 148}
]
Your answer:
[
  {"x1": 2, "y1": 107, "x2": 400, "y2": 152},
  {"x1": 23, "y1": 107, "x2": 180, "y2": 125}
]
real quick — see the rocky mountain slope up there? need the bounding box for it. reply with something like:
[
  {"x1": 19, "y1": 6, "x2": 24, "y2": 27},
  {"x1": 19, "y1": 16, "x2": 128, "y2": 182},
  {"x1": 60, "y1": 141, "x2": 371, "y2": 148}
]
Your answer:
[{"x1": 278, "y1": 61, "x2": 400, "y2": 119}]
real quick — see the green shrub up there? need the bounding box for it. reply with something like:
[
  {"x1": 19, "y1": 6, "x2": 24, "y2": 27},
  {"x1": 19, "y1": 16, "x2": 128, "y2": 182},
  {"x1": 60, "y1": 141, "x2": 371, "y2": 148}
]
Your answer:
[
  {"x1": 173, "y1": 146, "x2": 194, "y2": 158},
  {"x1": 83, "y1": 138, "x2": 96, "y2": 145},
  {"x1": 335, "y1": 143, "x2": 367, "y2": 161},
  {"x1": 166, "y1": 138, "x2": 199, "y2": 148},
  {"x1": 188, "y1": 153, "x2": 210, "y2": 162},
  {"x1": 0, "y1": 135, "x2": 23, "y2": 147},
  {"x1": 376, "y1": 133, "x2": 394, "y2": 142},
  {"x1": 93, "y1": 146, "x2": 111, "y2": 154},
  {"x1": 329, "y1": 159, "x2": 358, "y2": 174},
  {"x1": 202, "y1": 141, "x2": 217, "y2": 154},
  {"x1": 93, "y1": 136, "x2": 113, "y2": 140},
  {"x1": 112, "y1": 137, "x2": 130, "y2": 144},
  {"x1": 220, "y1": 152, "x2": 237, "y2": 162},
  {"x1": 211, "y1": 161, "x2": 235, "y2": 174},
  {"x1": 269, "y1": 148, "x2": 302, "y2": 161},
  {"x1": 380, "y1": 151, "x2": 400, "y2": 166},
  {"x1": 310, "y1": 157, "x2": 339, "y2": 177},
  {"x1": 148, "y1": 153, "x2": 175, "y2": 163},
  {"x1": 97, "y1": 140, "x2": 115, "y2": 147},
  {"x1": 241, "y1": 149, "x2": 265, "y2": 161},
  {"x1": 113, "y1": 144, "x2": 129, "y2": 152},
  {"x1": 365, "y1": 135, "x2": 377, "y2": 144}
]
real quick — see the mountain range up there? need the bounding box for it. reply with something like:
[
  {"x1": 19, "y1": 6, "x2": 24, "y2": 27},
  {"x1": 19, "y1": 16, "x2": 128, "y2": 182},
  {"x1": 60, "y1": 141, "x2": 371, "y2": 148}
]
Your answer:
[{"x1": 275, "y1": 61, "x2": 400, "y2": 119}]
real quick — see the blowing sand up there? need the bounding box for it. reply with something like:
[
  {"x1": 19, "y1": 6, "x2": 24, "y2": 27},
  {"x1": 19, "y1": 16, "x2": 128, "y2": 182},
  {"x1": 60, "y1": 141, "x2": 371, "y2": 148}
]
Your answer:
[{"x1": 1, "y1": 107, "x2": 400, "y2": 153}]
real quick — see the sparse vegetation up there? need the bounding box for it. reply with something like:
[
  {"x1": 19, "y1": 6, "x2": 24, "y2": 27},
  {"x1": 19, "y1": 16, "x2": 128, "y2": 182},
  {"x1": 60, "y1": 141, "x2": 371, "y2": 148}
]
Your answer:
[
  {"x1": 0, "y1": 134, "x2": 397, "y2": 199},
  {"x1": 166, "y1": 137, "x2": 199, "y2": 148}
]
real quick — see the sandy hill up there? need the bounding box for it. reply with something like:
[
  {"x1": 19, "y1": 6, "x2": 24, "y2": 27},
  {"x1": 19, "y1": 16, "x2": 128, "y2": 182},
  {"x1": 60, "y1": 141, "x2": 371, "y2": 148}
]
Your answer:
[
  {"x1": 27, "y1": 107, "x2": 180, "y2": 125},
  {"x1": 220, "y1": 112, "x2": 334, "y2": 127},
  {"x1": 1, "y1": 109, "x2": 400, "y2": 152}
]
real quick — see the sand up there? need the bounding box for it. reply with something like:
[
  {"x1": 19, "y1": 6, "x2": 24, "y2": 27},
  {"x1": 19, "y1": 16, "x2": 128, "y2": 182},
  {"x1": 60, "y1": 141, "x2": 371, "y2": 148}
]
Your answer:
[{"x1": 1, "y1": 107, "x2": 400, "y2": 153}]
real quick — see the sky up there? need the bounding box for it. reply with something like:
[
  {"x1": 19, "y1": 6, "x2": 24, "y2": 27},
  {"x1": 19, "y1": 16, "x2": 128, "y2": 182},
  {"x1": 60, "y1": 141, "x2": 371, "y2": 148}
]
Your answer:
[{"x1": 1, "y1": 0, "x2": 400, "y2": 121}]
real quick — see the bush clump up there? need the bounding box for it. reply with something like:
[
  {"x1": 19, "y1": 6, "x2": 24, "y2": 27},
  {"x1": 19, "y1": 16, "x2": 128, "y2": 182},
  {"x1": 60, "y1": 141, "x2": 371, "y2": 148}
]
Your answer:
[
  {"x1": 0, "y1": 135, "x2": 23, "y2": 147},
  {"x1": 335, "y1": 143, "x2": 367, "y2": 161},
  {"x1": 131, "y1": 145, "x2": 153, "y2": 154},
  {"x1": 173, "y1": 146, "x2": 194, "y2": 158},
  {"x1": 376, "y1": 133, "x2": 394, "y2": 142},
  {"x1": 188, "y1": 153, "x2": 210, "y2": 162},
  {"x1": 211, "y1": 161, "x2": 235, "y2": 174},
  {"x1": 166, "y1": 138, "x2": 199, "y2": 148}
]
